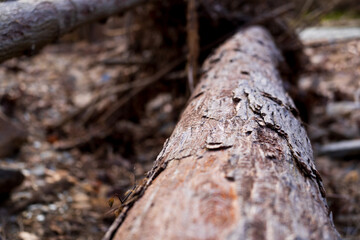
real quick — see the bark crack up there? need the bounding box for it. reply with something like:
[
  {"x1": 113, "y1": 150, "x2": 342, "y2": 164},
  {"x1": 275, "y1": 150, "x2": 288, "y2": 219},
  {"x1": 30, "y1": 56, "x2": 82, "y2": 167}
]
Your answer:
[
  {"x1": 202, "y1": 115, "x2": 221, "y2": 122},
  {"x1": 261, "y1": 91, "x2": 299, "y2": 118},
  {"x1": 244, "y1": 88, "x2": 326, "y2": 198}
]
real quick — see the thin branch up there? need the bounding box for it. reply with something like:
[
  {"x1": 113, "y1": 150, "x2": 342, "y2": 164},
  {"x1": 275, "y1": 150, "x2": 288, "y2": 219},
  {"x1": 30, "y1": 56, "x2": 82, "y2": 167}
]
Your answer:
[{"x1": 0, "y1": 0, "x2": 148, "y2": 63}]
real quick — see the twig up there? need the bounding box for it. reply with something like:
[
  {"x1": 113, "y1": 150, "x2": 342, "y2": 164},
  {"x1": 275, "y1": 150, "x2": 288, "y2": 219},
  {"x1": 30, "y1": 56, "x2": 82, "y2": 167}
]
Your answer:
[
  {"x1": 47, "y1": 57, "x2": 185, "y2": 149},
  {"x1": 304, "y1": 36, "x2": 360, "y2": 48},
  {"x1": 317, "y1": 139, "x2": 360, "y2": 158},
  {"x1": 101, "y1": 59, "x2": 150, "y2": 66},
  {"x1": 53, "y1": 126, "x2": 112, "y2": 150},
  {"x1": 47, "y1": 57, "x2": 185, "y2": 130},
  {"x1": 186, "y1": 0, "x2": 199, "y2": 93},
  {"x1": 45, "y1": 84, "x2": 131, "y2": 130},
  {"x1": 49, "y1": 3, "x2": 294, "y2": 131},
  {"x1": 242, "y1": 3, "x2": 295, "y2": 28},
  {"x1": 0, "y1": 0, "x2": 149, "y2": 63},
  {"x1": 200, "y1": 3, "x2": 295, "y2": 52},
  {"x1": 98, "y1": 57, "x2": 185, "y2": 124}
]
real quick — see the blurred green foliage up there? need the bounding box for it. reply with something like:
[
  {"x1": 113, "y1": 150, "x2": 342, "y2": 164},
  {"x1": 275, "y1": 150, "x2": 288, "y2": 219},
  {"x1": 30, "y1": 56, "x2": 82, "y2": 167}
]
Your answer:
[{"x1": 322, "y1": 10, "x2": 360, "y2": 20}]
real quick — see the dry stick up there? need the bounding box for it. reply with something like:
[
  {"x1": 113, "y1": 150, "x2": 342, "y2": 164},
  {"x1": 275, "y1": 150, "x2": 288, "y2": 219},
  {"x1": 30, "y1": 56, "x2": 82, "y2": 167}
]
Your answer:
[
  {"x1": 304, "y1": 36, "x2": 360, "y2": 48},
  {"x1": 49, "y1": 57, "x2": 185, "y2": 149},
  {"x1": 241, "y1": 3, "x2": 295, "y2": 28},
  {"x1": 317, "y1": 139, "x2": 360, "y2": 158},
  {"x1": 186, "y1": 0, "x2": 199, "y2": 93},
  {"x1": 291, "y1": 0, "x2": 342, "y2": 31},
  {"x1": 47, "y1": 57, "x2": 183, "y2": 130},
  {"x1": 49, "y1": 3, "x2": 296, "y2": 150},
  {"x1": 46, "y1": 83, "x2": 134, "y2": 129},
  {"x1": 101, "y1": 58, "x2": 150, "y2": 66},
  {"x1": 201, "y1": 3, "x2": 295, "y2": 53},
  {"x1": 53, "y1": 126, "x2": 112, "y2": 150},
  {"x1": 98, "y1": 57, "x2": 186, "y2": 124},
  {"x1": 0, "y1": 0, "x2": 148, "y2": 63},
  {"x1": 104, "y1": 24, "x2": 142, "y2": 37},
  {"x1": 50, "y1": 3, "x2": 294, "y2": 130},
  {"x1": 298, "y1": 0, "x2": 314, "y2": 19}
]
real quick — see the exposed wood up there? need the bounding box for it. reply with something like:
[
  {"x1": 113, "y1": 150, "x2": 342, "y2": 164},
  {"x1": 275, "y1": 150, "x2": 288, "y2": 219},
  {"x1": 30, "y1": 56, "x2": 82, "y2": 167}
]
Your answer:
[
  {"x1": 0, "y1": 0, "x2": 146, "y2": 63},
  {"x1": 107, "y1": 26, "x2": 340, "y2": 240}
]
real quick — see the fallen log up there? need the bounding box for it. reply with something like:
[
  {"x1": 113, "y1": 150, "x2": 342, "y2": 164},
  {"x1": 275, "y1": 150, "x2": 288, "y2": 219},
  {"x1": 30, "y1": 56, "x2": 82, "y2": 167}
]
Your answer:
[
  {"x1": 105, "y1": 26, "x2": 340, "y2": 240},
  {"x1": 0, "y1": 0, "x2": 145, "y2": 63}
]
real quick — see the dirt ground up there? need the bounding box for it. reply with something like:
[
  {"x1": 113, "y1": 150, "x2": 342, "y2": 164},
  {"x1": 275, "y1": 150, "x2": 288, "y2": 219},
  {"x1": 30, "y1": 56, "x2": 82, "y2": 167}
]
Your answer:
[{"x1": 0, "y1": 22, "x2": 359, "y2": 240}]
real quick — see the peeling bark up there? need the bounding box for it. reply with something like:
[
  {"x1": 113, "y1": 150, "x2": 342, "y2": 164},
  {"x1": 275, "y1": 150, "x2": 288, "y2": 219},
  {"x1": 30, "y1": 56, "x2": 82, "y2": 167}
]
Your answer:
[
  {"x1": 108, "y1": 26, "x2": 340, "y2": 240},
  {"x1": 0, "y1": 0, "x2": 145, "y2": 63}
]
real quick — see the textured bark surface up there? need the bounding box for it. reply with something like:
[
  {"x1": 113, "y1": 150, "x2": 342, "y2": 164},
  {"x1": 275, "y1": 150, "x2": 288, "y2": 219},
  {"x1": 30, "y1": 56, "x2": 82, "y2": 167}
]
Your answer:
[
  {"x1": 109, "y1": 26, "x2": 340, "y2": 240},
  {"x1": 0, "y1": 0, "x2": 144, "y2": 63}
]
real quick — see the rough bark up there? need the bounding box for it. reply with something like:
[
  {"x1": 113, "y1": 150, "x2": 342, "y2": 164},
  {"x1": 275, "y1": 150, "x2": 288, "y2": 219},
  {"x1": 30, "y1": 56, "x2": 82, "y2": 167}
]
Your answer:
[
  {"x1": 107, "y1": 26, "x2": 340, "y2": 240},
  {"x1": 0, "y1": 0, "x2": 145, "y2": 63}
]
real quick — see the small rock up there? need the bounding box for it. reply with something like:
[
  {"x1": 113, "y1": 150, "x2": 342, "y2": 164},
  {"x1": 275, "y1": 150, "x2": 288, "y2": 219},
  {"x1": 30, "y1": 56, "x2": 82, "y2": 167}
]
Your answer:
[
  {"x1": 31, "y1": 165, "x2": 46, "y2": 177},
  {"x1": 36, "y1": 214, "x2": 45, "y2": 222}
]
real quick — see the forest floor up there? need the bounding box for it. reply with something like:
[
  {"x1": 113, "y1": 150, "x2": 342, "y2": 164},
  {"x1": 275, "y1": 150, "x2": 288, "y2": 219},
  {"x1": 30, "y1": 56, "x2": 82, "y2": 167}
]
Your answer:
[
  {"x1": 0, "y1": 31, "x2": 177, "y2": 239},
  {"x1": 0, "y1": 21, "x2": 359, "y2": 240},
  {"x1": 299, "y1": 27, "x2": 360, "y2": 239}
]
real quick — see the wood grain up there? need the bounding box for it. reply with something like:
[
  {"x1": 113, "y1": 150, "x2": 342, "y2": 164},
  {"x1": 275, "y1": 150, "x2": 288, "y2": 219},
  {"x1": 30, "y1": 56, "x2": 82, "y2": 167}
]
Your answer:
[{"x1": 110, "y1": 26, "x2": 340, "y2": 240}]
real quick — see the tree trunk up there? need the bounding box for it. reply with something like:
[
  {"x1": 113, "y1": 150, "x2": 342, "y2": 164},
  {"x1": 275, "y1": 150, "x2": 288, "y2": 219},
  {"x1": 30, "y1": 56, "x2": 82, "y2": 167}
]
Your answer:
[
  {"x1": 0, "y1": 0, "x2": 145, "y2": 63},
  {"x1": 105, "y1": 26, "x2": 340, "y2": 240}
]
